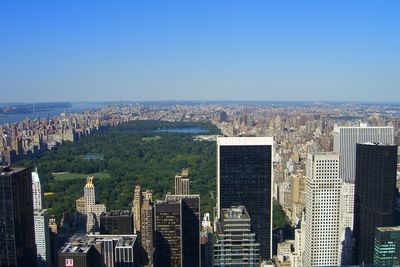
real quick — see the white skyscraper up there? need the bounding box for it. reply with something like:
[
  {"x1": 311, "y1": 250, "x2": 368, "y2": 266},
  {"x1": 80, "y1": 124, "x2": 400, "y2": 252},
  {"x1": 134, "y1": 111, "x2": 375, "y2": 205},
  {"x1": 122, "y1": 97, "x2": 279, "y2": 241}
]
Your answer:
[
  {"x1": 34, "y1": 209, "x2": 51, "y2": 267},
  {"x1": 32, "y1": 169, "x2": 43, "y2": 211},
  {"x1": 333, "y1": 125, "x2": 394, "y2": 182},
  {"x1": 84, "y1": 176, "x2": 106, "y2": 233},
  {"x1": 303, "y1": 152, "x2": 341, "y2": 266},
  {"x1": 31, "y1": 170, "x2": 51, "y2": 267}
]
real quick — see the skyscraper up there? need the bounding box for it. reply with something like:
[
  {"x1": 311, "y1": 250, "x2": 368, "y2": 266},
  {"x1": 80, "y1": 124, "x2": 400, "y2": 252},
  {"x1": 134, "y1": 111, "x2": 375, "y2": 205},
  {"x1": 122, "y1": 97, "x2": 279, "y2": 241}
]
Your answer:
[
  {"x1": 32, "y1": 169, "x2": 43, "y2": 211},
  {"x1": 154, "y1": 198, "x2": 181, "y2": 267},
  {"x1": 0, "y1": 166, "x2": 36, "y2": 266},
  {"x1": 214, "y1": 206, "x2": 260, "y2": 266},
  {"x1": 34, "y1": 209, "x2": 51, "y2": 267},
  {"x1": 217, "y1": 136, "x2": 273, "y2": 260},
  {"x1": 140, "y1": 197, "x2": 154, "y2": 265},
  {"x1": 353, "y1": 143, "x2": 398, "y2": 264},
  {"x1": 154, "y1": 194, "x2": 200, "y2": 267},
  {"x1": 133, "y1": 185, "x2": 142, "y2": 233},
  {"x1": 373, "y1": 226, "x2": 400, "y2": 266},
  {"x1": 84, "y1": 176, "x2": 106, "y2": 233},
  {"x1": 175, "y1": 168, "x2": 190, "y2": 195},
  {"x1": 333, "y1": 125, "x2": 394, "y2": 182},
  {"x1": 303, "y1": 152, "x2": 341, "y2": 266},
  {"x1": 31, "y1": 170, "x2": 51, "y2": 267}
]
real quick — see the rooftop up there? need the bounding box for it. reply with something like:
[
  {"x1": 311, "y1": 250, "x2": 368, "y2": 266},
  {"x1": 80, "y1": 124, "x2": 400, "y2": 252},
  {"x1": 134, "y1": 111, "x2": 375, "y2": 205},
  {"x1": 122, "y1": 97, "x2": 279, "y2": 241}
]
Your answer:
[
  {"x1": 376, "y1": 226, "x2": 400, "y2": 232},
  {"x1": 222, "y1": 206, "x2": 250, "y2": 220},
  {"x1": 0, "y1": 166, "x2": 29, "y2": 176},
  {"x1": 217, "y1": 136, "x2": 273, "y2": 146},
  {"x1": 101, "y1": 210, "x2": 132, "y2": 217}
]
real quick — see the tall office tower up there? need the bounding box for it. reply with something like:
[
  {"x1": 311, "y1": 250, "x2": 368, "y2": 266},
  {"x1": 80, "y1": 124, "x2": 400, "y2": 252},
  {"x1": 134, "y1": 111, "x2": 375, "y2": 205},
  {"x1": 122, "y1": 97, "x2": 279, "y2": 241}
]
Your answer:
[
  {"x1": 133, "y1": 185, "x2": 142, "y2": 233},
  {"x1": 84, "y1": 176, "x2": 106, "y2": 233},
  {"x1": 32, "y1": 169, "x2": 51, "y2": 267},
  {"x1": 165, "y1": 194, "x2": 200, "y2": 267},
  {"x1": 333, "y1": 125, "x2": 394, "y2": 182},
  {"x1": 34, "y1": 209, "x2": 51, "y2": 267},
  {"x1": 303, "y1": 152, "x2": 341, "y2": 267},
  {"x1": 214, "y1": 206, "x2": 260, "y2": 266},
  {"x1": 217, "y1": 136, "x2": 273, "y2": 260},
  {"x1": 0, "y1": 166, "x2": 36, "y2": 266},
  {"x1": 32, "y1": 169, "x2": 43, "y2": 211},
  {"x1": 175, "y1": 168, "x2": 190, "y2": 195},
  {"x1": 353, "y1": 143, "x2": 397, "y2": 264},
  {"x1": 100, "y1": 211, "x2": 134, "y2": 235},
  {"x1": 155, "y1": 195, "x2": 200, "y2": 267},
  {"x1": 140, "y1": 198, "x2": 154, "y2": 265},
  {"x1": 338, "y1": 182, "x2": 355, "y2": 265},
  {"x1": 154, "y1": 198, "x2": 181, "y2": 267},
  {"x1": 373, "y1": 226, "x2": 400, "y2": 266}
]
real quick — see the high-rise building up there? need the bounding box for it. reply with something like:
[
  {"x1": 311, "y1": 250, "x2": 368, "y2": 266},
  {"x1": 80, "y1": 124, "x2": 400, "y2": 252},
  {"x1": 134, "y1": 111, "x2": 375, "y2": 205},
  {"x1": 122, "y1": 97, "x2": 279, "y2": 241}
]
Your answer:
[
  {"x1": 0, "y1": 166, "x2": 36, "y2": 266},
  {"x1": 373, "y1": 226, "x2": 400, "y2": 266},
  {"x1": 353, "y1": 143, "x2": 398, "y2": 264},
  {"x1": 32, "y1": 169, "x2": 43, "y2": 211},
  {"x1": 133, "y1": 185, "x2": 142, "y2": 233},
  {"x1": 217, "y1": 136, "x2": 273, "y2": 260},
  {"x1": 339, "y1": 182, "x2": 355, "y2": 265},
  {"x1": 154, "y1": 198, "x2": 181, "y2": 267},
  {"x1": 303, "y1": 152, "x2": 341, "y2": 266},
  {"x1": 31, "y1": 170, "x2": 51, "y2": 267},
  {"x1": 34, "y1": 209, "x2": 51, "y2": 267},
  {"x1": 333, "y1": 125, "x2": 394, "y2": 182},
  {"x1": 165, "y1": 194, "x2": 200, "y2": 267},
  {"x1": 100, "y1": 211, "x2": 134, "y2": 235},
  {"x1": 140, "y1": 198, "x2": 154, "y2": 265},
  {"x1": 84, "y1": 176, "x2": 106, "y2": 233},
  {"x1": 214, "y1": 206, "x2": 260, "y2": 266},
  {"x1": 175, "y1": 168, "x2": 190, "y2": 195},
  {"x1": 154, "y1": 194, "x2": 200, "y2": 267}
]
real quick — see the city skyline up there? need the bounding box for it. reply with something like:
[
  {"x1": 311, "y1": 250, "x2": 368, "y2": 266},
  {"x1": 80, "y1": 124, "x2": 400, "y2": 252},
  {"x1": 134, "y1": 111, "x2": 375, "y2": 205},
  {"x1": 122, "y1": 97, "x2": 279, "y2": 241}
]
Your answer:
[{"x1": 1, "y1": 1, "x2": 400, "y2": 102}]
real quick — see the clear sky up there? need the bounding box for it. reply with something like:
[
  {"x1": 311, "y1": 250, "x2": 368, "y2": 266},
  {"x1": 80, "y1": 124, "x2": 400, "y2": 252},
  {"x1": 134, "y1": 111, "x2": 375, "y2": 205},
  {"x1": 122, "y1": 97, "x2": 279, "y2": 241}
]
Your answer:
[{"x1": 1, "y1": 0, "x2": 399, "y2": 102}]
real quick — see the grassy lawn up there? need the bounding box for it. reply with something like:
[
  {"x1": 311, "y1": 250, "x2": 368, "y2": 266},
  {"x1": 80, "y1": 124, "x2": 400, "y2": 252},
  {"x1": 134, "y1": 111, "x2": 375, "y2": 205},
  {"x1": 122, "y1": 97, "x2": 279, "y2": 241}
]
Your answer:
[{"x1": 52, "y1": 171, "x2": 111, "y2": 181}]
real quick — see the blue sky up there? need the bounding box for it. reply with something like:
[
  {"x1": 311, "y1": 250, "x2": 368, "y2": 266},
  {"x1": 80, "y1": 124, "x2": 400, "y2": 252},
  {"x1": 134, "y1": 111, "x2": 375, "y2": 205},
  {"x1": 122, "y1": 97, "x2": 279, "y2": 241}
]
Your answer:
[{"x1": 1, "y1": 1, "x2": 399, "y2": 102}]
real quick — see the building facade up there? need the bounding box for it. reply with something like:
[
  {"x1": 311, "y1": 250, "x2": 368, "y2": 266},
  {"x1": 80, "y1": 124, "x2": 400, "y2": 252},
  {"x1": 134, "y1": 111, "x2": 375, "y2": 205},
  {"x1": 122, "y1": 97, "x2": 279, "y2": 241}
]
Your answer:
[
  {"x1": 100, "y1": 211, "x2": 134, "y2": 235},
  {"x1": 217, "y1": 136, "x2": 273, "y2": 260},
  {"x1": 214, "y1": 206, "x2": 260, "y2": 266},
  {"x1": 374, "y1": 226, "x2": 400, "y2": 266},
  {"x1": 0, "y1": 166, "x2": 36, "y2": 266},
  {"x1": 353, "y1": 143, "x2": 398, "y2": 264},
  {"x1": 34, "y1": 209, "x2": 51, "y2": 267},
  {"x1": 303, "y1": 152, "x2": 341, "y2": 266},
  {"x1": 333, "y1": 125, "x2": 394, "y2": 182}
]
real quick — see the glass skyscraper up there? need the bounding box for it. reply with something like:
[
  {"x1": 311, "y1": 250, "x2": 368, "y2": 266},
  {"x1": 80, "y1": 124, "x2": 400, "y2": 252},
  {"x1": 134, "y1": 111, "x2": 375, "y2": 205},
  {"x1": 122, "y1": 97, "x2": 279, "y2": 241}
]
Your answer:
[{"x1": 217, "y1": 137, "x2": 273, "y2": 260}]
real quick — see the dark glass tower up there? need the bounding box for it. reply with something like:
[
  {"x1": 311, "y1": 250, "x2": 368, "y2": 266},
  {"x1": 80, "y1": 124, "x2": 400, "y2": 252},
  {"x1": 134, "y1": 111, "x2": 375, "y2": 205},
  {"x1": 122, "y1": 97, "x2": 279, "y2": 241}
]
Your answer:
[
  {"x1": 100, "y1": 210, "x2": 134, "y2": 235},
  {"x1": 353, "y1": 143, "x2": 398, "y2": 264},
  {"x1": 154, "y1": 195, "x2": 200, "y2": 267},
  {"x1": 217, "y1": 137, "x2": 273, "y2": 260},
  {"x1": 0, "y1": 166, "x2": 36, "y2": 267}
]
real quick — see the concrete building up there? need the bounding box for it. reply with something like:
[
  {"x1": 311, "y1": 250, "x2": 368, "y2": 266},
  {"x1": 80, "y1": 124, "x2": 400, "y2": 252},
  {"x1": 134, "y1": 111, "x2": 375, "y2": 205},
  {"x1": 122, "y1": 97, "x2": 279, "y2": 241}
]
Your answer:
[
  {"x1": 214, "y1": 206, "x2": 260, "y2": 266},
  {"x1": 34, "y1": 209, "x2": 51, "y2": 267},
  {"x1": 175, "y1": 168, "x2": 190, "y2": 195},
  {"x1": 339, "y1": 182, "x2": 355, "y2": 265},
  {"x1": 84, "y1": 176, "x2": 106, "y2": 233},
  {"x1": 303, "y1": 152, "x2": 341, "y2": 266},
  {"x1": 140, "y1": 197, "x2": 154, "y2": 266},
  {"x1": 217, "y1": 136, "x2": 273, "y2": 260},
  {"x1": 32, "y1": 169, "x2": 43, "y2": 211}
]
